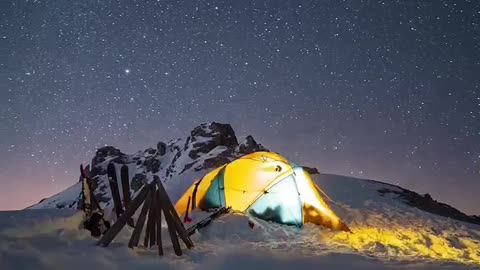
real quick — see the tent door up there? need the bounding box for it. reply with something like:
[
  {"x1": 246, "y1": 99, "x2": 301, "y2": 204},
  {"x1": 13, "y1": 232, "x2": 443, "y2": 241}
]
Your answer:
[
  {"x1": 198, "y1": 168, "x2": 226, "y2": 210},
  {"x1": 247, "y1": 175, "x2": 302, "y2": 226}
]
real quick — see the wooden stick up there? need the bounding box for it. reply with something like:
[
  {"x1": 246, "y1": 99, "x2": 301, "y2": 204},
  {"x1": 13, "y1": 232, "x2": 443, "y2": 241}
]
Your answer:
[
  {"x1": 120, "y1": 165, "x2": 131, "y2": 208},
  {"x1": 144, "y1": 186, "x2": 157, "y2": 247},
  {"x1": 149, "y1": 194, "x2": 157, "y2": 247},
  {"x1": 96, "y1": 183, "x2": 151, "y2": 247},
  {"x1": 160, "y1": 193, "x2": 193, "y2": 248},
  {"x1": 184, "y1": 196, "x2": 191, "y2": 222},
  {"x1": 143, "y1": 216, "x2": 151, "y2": 247},
  {"x1": 154, "y1": 177, "x2": 194, "y2": 248},
  {"x1": 156, "y1": 190, "x2": 163, "y2": 256},
  {"x1": 169, "y1": 208, "x2": 194, "y2": 248},
  {"x1": 163, "y1": 204, "x2": 182, "y2": 256},
  {"x1": 128, "y1": 187, "x2": 153, "y2": 248},
  {"x1": 120, "y1": 165, "x2": 135, "y2": 228},
  {"x1": 143, "y1": 187, "x2": 152, "y2": 247},
  {"x1": 107, "y1": 163, "x2": 124, "y2": 219}
]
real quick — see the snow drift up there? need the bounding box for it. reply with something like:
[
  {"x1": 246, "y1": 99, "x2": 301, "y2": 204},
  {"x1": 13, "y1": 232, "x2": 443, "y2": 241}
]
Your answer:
[{"x1": 4, "y1": 122, "x2": 478, "y2": 269}]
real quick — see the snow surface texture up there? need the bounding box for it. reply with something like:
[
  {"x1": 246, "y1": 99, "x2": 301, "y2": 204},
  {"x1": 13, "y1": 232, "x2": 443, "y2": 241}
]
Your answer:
[
  {"x1": 1, "y1": 174, "x2": 479, "y2": 270},
  {"x1": 11, "y1": 122, "x2": 479, "y2": 269}
]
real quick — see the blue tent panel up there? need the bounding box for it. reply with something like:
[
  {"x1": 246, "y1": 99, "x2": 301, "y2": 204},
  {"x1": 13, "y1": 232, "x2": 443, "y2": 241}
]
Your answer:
[
  {"x1": 199, "y1": 168, "x2": 226, "y2": 210},
  {"x1": 247, "y1": 175, "x2": 302, "y2": 226}
]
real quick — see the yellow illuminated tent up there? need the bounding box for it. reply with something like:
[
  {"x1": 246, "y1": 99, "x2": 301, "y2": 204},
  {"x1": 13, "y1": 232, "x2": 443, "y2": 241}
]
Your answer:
[{"x1": 175, "y1": 152, "x2": 350, "y2": 231}]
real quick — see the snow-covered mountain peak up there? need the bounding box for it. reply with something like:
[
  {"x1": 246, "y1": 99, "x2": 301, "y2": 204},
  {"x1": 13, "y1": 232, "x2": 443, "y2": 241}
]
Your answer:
[
  {"x1": 31, "y1": 122, "x2": 267, "y2": 212},
  {"x1": 16, "y1": 122, "x2": 480, "y2": 268}
]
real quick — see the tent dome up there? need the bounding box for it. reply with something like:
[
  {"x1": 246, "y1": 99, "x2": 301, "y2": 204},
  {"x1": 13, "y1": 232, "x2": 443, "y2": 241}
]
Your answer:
[{"x1": 174, "y1": 152, "x2": 349, "y2": 231}]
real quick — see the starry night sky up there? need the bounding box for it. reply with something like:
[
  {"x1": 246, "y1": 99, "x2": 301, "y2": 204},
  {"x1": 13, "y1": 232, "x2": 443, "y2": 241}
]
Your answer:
[{"x1": 1, "y1": 1, "x2": 479, "y2": 214}]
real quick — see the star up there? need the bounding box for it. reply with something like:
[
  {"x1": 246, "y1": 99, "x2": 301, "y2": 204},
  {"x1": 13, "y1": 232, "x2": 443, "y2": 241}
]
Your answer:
[{"x1": 1, "y1": 0, "x2": 479, "y2": 216}]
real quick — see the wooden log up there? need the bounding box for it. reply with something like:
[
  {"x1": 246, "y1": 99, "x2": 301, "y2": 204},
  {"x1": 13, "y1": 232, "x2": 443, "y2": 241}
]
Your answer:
[
  {"x1": 144, "y1": 185, "x2": 157, "y2": 247},
  {"x1": 154, "y1": 176, "x2": 194, "y2": 248},
  {"x1": 82, "y1": 164, "x2": 91, "y2": 178},
  {"x1": 128, "y1": 187, "x2": 153, "y2": 248},
  {"x1": 157, "y1": 188, "x2": 193, "y2": 248},
  {"x1": 120, "y1": 165, "x2": 135, "y2": 228},
  {"x1": 163, "y1": 204, "x2": 182, "y2": 256},
  {"x1": 80, "y1": 164, "x2": 102, "y2": 213},
  {"x1": 107, "y1": 163, "x2": 124, "y2": 219},
  {"x1": 143, "y1": 188, "x2": 152, "y2": 247},
  {"x1": 168, "y1": 208, "x2": 194, "y2": 249},
  {"x1": 120, "y1": 165, "x2": 131, "y2": 208},
  {"x1": 96, "y1": 183, "x2": 151, "y2": 247},
  {"x1": 184, "y1": 196, "x2": 191, "y2": 223},
  {"x1": 143, "y1": 218, "x2": 150, "y2": 247},
  {"x1": 156, "y1": 190, "x2": 163, "y2": 256},
  {"x1": 148, "y1": 193, "x2": 157, "y2": 247}
]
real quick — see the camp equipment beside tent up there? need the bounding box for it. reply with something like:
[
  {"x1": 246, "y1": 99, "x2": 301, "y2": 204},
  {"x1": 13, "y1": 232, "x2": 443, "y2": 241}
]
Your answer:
[
  {"x1": 175, "y1": 152, "x2": 350, "y2": 232},
  {"x1": 97, "y1": 176, "x2": 194, "y2": 257}
]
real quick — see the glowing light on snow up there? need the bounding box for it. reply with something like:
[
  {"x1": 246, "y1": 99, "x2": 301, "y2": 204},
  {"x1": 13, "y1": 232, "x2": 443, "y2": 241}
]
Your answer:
[
  {"x1": 293, "y1": 167, "x2": 340, "y2": 225},
  {"x1": 330, "y1": 226, "x2": 480, "y2": 266}
]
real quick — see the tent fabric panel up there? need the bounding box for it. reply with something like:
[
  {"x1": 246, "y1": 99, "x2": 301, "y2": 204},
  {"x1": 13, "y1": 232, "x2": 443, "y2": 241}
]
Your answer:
[
  {"x1": 174, "y1": 165, "x2": 225, "y2": 215},
  {"x1": 174, "y1": 151, "x2": 349, "y2": 231},
  {"x1": 223, "y1": 158, "x2": 290, "y2": 191},
  {"x1": 222, "y1": 158, "x2": 293, "y2": 211},
  {"x1": 247, "y1": 174, "x2": 303, "y2": 226},
  {"x1": 292, "y1": 167, "x2": 341, "y2": 229},
  {"x1": 222, "y1": 189, "x2": 265, "y2": 211},
  {"x1": 238, "y1": 151, "x2": 289, "y2": 164},
  {"x1": 174, "y1": 183, "x2": 197, "y2": 215},
  {"x1": 198, "y1": 167, "x2": 226, "y2": 210}
]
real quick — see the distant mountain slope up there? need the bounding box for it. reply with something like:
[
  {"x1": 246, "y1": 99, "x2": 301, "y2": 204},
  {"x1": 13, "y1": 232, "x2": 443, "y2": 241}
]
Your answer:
[
  {"x1": 8, "y1": 171, "x2": 480, "y2": 268},
  {"x1": 316, "y1": 174, "x2": 480, "y2": 226},
  {"x1": 17, "y1": 123, "x2": 480, "y2": 267},
  {"x1": 30, "y1": 122, "x2": 266, "y2": 216},
  {"x1": 30, "y1": 122, "x2": 479, "y2": 228},
  {"x1": 310, "y1": 173, "x2": 480, "y2": 266}
]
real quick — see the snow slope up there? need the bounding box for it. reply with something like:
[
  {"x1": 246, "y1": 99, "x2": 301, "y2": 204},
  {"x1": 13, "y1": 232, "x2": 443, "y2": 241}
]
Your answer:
[
  {"x1": 1, "y1": 173, "x2": 479, "y2": 270},
  {"x1": 6, "y1": 122, "x2": 479, "y2": 269},
  {"x1": 29, "y1": 123, "x2": 266, "y2": 214},
  {"x1": 314, "y1": 174, "x2": 480, "y2": 266}
]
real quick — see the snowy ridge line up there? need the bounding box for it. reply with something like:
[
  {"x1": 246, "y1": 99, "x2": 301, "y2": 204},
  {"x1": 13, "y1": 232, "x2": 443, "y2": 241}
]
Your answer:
[
  {"x1": 30, "y1": 123, "x2": 266, "y2": 216},
  {"x1": 15, "y1": 122, "x2": 480, "y2": 268}
]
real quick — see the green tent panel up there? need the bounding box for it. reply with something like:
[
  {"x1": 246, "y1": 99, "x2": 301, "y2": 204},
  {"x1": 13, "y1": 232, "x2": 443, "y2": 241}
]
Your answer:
[{"x1": 199, "y1": 167, "x2": 226, "y2": 210}]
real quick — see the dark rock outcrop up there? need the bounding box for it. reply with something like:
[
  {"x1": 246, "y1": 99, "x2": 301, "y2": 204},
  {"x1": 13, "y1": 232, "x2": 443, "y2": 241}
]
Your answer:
[
  {"x1": 143, "y1": 157, "x2": 160, "y2": 173},
  {"x1": 91, "y1": 146, "x2": 127, "y2": 176},
  {"x1": 378, "y1": 187, "x2": 480, "y2": 225},
  {"x1": 188, "y1": 122, "x2": 239, "y2": 159},
  {"x1": 145, "y1": 148, "x2": 156, "y2": 155},
  {"x1": 131, "y1": 173, "x2": 147, "y2": 192},
  {"x1": 157, "y1": 142, "x2": 166, "y2": 156},
  {"x1": 238, "y1": 135, "x2": 266, "y2": 154},
  {"x1": 34, "y1": 122, "x2": 269, "y2": 212},
  {"x1": 32, "y1": 122, "x2": 480, "y2": 229},
  {"x1": 303, "y1": 166, "x2": 320, "y2": 175},
  {"x1": 203, "y1": 155, "x2": 231, "y2": 170}
]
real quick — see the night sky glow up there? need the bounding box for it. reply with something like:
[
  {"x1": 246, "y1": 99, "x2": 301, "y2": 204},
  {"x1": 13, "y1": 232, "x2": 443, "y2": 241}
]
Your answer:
[{"x1": 1, "y1": 1, "x2": 479, "y2": 214}]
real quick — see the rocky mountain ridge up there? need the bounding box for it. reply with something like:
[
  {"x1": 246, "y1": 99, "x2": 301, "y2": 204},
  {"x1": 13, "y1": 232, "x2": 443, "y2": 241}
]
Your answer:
[
  {"x1": 31, "y1": 122, "x2": 479, "y2": 226},
  {"x1": 33, "y1": 122, "x2": 267, "y2": 212}
]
